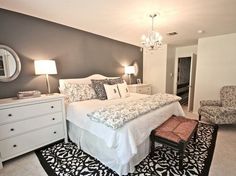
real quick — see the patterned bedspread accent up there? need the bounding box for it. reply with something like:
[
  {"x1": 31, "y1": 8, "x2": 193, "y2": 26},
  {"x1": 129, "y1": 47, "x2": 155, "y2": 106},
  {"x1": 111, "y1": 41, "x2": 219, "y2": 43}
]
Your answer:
[{"x1": 87, "y1": 93, "x2": 181, "y2": 129}]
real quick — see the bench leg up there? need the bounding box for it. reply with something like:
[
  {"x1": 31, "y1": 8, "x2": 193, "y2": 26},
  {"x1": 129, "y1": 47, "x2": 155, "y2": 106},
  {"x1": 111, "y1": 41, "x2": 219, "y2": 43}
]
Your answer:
[
  {"x1": 179, "y1": 141, "x2": 185, "y2": 170},
  {"x1": 179, "y1": 150, "x2": 184, "y2": 170},
  {"x1": 150, "y1": 140, "x2": 155, "y2": 157}
]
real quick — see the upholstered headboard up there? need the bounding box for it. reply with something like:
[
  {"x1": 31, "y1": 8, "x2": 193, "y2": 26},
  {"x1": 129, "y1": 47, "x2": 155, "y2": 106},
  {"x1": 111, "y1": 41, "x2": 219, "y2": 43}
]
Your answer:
[{"x1": 59, "y1": 74, "x2": 118, "y2": 92}]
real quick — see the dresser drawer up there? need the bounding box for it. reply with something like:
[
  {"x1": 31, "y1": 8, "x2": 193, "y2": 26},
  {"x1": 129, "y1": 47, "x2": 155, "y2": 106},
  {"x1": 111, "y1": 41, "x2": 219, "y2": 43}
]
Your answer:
[
  {"x1": 0, "y1": 124, "x2": 64, "y2": 160},
  {"x1": 0, "y1": 112, "x2": 63, "y2": 140},
  {"x1": 0, "y1": 100, "x2": 62, "y2": 125},
  {"x1": 136, "y1": 86, "x2": 151, "y2": 94}
]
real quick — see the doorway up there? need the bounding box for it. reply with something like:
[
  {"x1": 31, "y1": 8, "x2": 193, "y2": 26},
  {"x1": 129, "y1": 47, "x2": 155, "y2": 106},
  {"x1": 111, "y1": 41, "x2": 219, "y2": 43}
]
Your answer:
[
  {"x1": 176, "y1": 54, "x2": 197, "y2": 111},
  {"x1": 177, "y1": 57, "x2": 191, "y2": 105}
]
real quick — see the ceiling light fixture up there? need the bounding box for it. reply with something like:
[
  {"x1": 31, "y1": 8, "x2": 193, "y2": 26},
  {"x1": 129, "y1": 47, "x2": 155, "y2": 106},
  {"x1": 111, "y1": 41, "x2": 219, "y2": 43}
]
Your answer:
[
  {"x1": 141, "y1": 14, "x2": 162, "y2": 50},
  {"x1": 197, "y1": 30, "x2": 205, "y2": 34},
  {"x1": 167, "y1": 32, "x2": 178, "y2": 36}
]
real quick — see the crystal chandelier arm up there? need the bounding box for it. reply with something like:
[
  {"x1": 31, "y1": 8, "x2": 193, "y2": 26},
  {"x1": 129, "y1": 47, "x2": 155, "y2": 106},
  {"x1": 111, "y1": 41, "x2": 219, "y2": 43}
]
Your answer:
[{"x1": 152, "y1": 16, "x2": 154, "y2": 31}]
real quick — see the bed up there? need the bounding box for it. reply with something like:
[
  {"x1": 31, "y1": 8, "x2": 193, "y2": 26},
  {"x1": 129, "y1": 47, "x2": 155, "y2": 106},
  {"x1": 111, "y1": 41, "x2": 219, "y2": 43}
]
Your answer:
[{"x1": 59, "y1": 74, "x2": 185, "y2": 175}]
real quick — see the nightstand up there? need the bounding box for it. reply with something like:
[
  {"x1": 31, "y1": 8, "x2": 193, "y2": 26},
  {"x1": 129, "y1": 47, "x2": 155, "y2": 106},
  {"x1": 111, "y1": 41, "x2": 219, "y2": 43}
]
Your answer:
[
  {"x1": 128, "y1": 84, "x2": 152, "y2": 95},
  {"x1": 0, "y1": 94, "x2": 67, "y2": 168}
]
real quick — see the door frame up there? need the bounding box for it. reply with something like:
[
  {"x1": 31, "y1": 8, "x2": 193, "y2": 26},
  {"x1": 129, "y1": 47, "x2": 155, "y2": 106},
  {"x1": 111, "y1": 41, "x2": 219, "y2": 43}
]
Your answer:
[
  {"x1": 173, "y1": 53, "x2": 197, "y2": 111},
  {"x1": 188, "y1": 53, "x2": 197, "y2": 111}
]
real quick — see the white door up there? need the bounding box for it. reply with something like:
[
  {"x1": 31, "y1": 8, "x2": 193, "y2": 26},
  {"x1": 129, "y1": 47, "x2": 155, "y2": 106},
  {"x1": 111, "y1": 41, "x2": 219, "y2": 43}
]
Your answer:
[{"x1": 188, "y1": 53, "x2": 197, "y2": 111}]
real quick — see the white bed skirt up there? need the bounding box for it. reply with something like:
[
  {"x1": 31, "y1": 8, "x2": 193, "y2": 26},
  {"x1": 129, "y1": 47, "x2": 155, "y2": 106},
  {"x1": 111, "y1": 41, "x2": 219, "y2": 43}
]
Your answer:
[{"x1": 68, "y1": 121, "x2": 150, "y2": 175}]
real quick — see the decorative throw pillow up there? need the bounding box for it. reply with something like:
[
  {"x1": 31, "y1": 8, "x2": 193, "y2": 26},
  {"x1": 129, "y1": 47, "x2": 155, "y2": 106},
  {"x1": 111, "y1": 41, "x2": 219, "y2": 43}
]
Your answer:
[
  {"x1": 63, "y1": 83, "x2": 97, "y2": 103},
  {"x1": 91, "y1": 79, "x2": 109, "y2": 100},
  {"x1": 108, "y1": 77, "x2": 124, "y2": 85},
  {"x1": 117, "y1": 82, "x2": 130, "y2": 98},
  {"x1": 104, "y1": 84, "x2": 121, "y2": 100}
]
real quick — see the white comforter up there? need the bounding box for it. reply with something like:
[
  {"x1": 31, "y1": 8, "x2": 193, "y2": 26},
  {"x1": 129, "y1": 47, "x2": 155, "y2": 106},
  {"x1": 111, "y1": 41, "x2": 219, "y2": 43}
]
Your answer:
[{"x1": 66, "y1": 93, "x2": 185, "y2": 165}]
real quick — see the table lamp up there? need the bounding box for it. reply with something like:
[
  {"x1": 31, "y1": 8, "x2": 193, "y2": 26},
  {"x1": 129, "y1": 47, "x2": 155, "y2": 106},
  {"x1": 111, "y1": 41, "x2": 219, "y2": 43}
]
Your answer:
[
  {"x1": 125, "y1": 66, "x2": 135, "y2": 84},
  {"x1": 34, "y1": 60, "x2": 57, "y2": 94}
]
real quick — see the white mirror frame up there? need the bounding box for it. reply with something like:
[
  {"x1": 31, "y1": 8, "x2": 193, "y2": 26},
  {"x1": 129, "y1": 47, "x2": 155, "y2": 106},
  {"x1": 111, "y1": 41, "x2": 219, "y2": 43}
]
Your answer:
[
  {"x1": 133, "y1": 61, "x2": 139, "y2": 76},
  {"x1": 0, "y1": 45, "x2": 21, "y2": 82}
]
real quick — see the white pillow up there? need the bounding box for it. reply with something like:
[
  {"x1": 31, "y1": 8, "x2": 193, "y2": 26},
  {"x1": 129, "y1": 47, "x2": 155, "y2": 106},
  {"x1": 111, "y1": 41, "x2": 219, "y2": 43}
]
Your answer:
[
  {"x1": 117, "y1": 82, "x2": 130, "y2": 98},
  {"x1": 104, "y1": 84, "x2": 120, "y2": 100}
]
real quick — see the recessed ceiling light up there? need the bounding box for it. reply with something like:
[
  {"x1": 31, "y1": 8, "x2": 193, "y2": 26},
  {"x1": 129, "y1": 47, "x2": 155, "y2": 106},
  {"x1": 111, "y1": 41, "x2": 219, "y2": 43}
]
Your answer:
[
  {"x1": 166, "y1": 32, "x2": 178, "y2": 36},
  {"x1": 197, "y1": 30, "x2": 205, "y2": 34}
]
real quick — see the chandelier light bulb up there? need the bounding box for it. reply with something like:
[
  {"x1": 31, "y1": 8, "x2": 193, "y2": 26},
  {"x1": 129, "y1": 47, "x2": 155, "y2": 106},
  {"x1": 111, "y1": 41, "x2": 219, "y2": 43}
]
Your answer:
[{"x1": 141, "y1": 34, "x2": 146, "y2": 40}]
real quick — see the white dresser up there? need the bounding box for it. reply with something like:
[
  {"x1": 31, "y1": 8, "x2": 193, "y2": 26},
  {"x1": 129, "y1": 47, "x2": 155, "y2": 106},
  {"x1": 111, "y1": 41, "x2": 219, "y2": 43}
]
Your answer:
[
  {"x1": 0, "y1": 94, "x2": 67, "y2": 168},
  {"x1": 128, "y1": 84, "x2": 152, "y2": 95}
]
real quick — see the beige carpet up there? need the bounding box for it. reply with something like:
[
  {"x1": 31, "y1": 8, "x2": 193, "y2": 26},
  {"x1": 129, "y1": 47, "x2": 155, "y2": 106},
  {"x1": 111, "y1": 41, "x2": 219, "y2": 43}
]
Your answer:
[{"x1": 0, "y1": 107, "x2": 235, "y2": 176}]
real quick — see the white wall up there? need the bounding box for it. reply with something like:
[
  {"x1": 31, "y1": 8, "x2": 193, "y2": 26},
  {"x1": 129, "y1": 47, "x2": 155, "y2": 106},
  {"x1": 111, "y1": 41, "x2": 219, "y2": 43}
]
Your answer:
[
  {"x1": 193, "y1": 33, "x2": 236, "y2": 112},
  {"x1": 143, "y1": 44, "x2": 167, "y2": 94},
  {"x1": 173, "y1": 45, "x2": 198, "y2": 94},
  {"x1": 175, "y1": 45, "x2": 198, "y2": 57}
]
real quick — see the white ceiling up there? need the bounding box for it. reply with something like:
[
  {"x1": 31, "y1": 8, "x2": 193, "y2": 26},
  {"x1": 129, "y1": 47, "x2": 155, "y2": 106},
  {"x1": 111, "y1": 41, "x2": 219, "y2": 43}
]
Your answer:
[{"x1": 1, "y1": 0, "x2": 236, "y2": 47}]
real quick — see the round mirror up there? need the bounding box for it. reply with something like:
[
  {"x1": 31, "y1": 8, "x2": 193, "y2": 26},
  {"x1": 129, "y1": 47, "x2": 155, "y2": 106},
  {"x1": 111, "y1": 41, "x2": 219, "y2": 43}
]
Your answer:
[{"x1": 0, "y1": 45, "x2": 21, "y2": 82}]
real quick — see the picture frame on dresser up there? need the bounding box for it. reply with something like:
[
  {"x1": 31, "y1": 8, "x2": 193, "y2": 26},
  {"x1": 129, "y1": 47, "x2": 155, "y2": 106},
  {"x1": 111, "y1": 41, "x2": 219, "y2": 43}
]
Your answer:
[
  {"x1": 137, "y1": 78, "x2": 141, "y2": 84},
  {"x1": 0, "y1": 93, "x2": 68, "y2": 169}
]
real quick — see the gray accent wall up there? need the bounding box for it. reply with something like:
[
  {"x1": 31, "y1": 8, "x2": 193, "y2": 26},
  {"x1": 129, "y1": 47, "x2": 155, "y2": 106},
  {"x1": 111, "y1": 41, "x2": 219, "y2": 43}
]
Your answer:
[{"x1": 0, "y1": 9, "x2": 143, "y2": 98}]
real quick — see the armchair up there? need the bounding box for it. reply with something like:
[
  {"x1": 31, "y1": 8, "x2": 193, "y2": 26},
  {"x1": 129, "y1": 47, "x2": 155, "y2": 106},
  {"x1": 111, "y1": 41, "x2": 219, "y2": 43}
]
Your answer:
[{"x1": 198, "y1": 86, "x2": 236, "y2": 124}]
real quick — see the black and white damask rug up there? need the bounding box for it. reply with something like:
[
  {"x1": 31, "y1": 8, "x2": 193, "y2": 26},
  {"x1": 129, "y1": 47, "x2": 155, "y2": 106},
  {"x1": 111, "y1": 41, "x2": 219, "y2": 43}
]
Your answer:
[{"x1": 35, "y1": 123, "x2": 218, "y2": 176}]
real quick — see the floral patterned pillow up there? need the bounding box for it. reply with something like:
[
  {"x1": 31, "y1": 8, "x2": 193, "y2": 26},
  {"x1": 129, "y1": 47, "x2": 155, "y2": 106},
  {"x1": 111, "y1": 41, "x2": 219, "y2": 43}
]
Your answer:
[
  {"x1": 91, "y1": 79, "x2": 109, "y2": 100},
  {"x1": 108, "y1": 77, "x2": 124, "y2": 85},
  {"x1": 63, "y1": 83, "x2": 97, "y2": 103}
]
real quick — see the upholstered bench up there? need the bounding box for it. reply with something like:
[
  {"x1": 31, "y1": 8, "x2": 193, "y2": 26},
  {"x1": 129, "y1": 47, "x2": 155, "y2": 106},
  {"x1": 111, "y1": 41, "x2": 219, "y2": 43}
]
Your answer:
[{"x1": 150, "y1": 115, "x2": 198, "y2": 170}]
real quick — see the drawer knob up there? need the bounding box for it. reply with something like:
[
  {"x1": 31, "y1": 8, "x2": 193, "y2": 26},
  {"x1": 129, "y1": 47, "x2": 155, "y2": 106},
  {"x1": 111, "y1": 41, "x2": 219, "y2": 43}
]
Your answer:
[
  {"x1": 53, "y1": 131, "x2": 57, "y2": 134},
  {"x1": 13, "y1": 144, "x2": 17, "y2": 148},
  {"x1": 52, "y1": 118, "x2": 55, "y2": 121},
  {"x1": 10, "y1": 128, "x2": 14, "y2": 131},
  {"x1": 8, "y1": 114, "x2": 12, "y2": 117},
  {"x1": 51, "y1": 106, "x2": 54, "y2": 109}
]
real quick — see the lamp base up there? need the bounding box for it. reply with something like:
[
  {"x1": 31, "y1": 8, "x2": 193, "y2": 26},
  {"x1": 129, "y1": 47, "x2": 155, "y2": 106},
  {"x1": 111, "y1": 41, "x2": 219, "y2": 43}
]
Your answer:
[
  {"x1": 128, "y1": 74, "x2": 132, "y2": 85},
  {"x1": 45, "y1": 74, "x2": 51, "y2": 94}
]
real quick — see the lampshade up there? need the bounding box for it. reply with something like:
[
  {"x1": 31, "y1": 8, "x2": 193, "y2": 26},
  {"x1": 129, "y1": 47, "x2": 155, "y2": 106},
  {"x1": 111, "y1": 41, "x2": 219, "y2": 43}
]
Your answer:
[
  {"x1": 125, "y1": 66, "x2": 135, "y2": 74},
  {"x1": 34, "y1": 60, "x2": 57, "y2": 75}
]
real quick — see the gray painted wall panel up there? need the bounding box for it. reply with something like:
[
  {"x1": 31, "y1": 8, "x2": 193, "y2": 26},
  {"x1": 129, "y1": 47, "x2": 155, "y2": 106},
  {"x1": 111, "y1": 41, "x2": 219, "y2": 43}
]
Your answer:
[{"x1": 0, "y1": 9, "x2": 143, "y2": 98}]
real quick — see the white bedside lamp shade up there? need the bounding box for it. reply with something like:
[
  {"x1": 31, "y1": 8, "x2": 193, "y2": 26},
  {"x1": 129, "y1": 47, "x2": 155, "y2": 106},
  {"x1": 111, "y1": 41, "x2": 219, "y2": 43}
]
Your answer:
[
  {"x1": 125, "y1": 66, "x2": 135, "y2": 75},
  {"x1": 125, "y1": 66, "x2": 135, "y2": 85},
  {"x1": 34, "y1": 60, "x2": 57, "y2": 75},
  {"x1": 34, "y1": 60, "x2": 57, "y2": 94}
]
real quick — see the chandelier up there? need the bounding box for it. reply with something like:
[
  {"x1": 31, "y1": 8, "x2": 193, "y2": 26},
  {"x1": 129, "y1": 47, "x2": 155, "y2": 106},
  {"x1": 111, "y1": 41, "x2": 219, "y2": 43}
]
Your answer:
[{"x1": 141, "y1": 14, "x2": 162, "y2": 50}]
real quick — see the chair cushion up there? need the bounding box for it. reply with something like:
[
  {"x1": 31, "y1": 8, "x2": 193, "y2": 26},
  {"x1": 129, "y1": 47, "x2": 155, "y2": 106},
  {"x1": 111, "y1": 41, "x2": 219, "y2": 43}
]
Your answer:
[
  {"x1": 220, "y1": 86, "x2": 236, "y2": 107},
  {"x1": 199, "y1": 106, "x2": 222, "y2": 117},
  {"x1": 154, "y1": 116, "x2": 198, "y2": 143}
]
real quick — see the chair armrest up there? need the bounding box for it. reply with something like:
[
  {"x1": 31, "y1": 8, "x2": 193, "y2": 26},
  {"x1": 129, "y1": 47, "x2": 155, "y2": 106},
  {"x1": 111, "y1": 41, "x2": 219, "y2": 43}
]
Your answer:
[
  {"x1": 220, "y1": 107, "x2": 236, "y2": 115},
  {"x1": 200, "y1": 100, "x2": 222, "y2": 107}
]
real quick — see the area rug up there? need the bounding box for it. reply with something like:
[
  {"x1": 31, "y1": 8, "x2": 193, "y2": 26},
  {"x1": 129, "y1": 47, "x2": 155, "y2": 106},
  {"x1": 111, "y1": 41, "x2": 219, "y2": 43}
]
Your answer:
[{"x1": 35, "y1": 123, "x2": 218, "y2": 176}]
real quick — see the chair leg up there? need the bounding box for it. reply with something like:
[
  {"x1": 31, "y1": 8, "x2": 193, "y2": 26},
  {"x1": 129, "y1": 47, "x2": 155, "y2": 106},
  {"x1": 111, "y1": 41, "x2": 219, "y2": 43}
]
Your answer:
[{"x1": 198, "y1": 114, "x2": 201, "y2": 121}]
